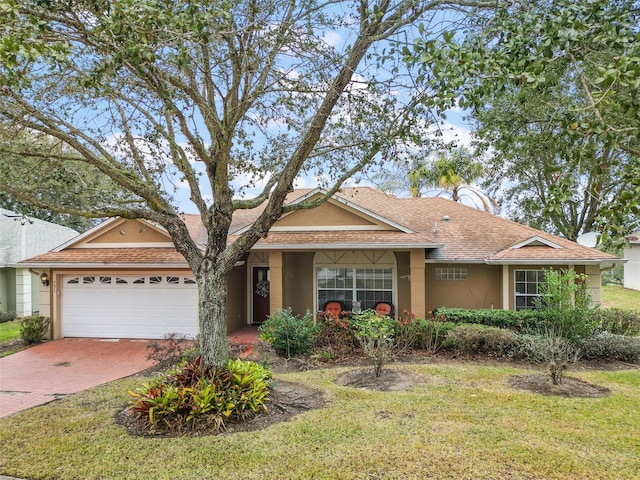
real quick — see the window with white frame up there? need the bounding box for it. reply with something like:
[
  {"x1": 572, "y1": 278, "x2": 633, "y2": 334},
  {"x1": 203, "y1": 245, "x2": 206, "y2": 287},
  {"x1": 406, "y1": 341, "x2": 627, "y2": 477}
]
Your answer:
[
  {"x1": 514, "y1": 270, "x2": 546, "y2": 310},
  {"x1": 317, "y1": 267, "x2": 393, "y2": 312},
  {"x1": 435, "y1": 267, "x2": 467, "y2": 280}
]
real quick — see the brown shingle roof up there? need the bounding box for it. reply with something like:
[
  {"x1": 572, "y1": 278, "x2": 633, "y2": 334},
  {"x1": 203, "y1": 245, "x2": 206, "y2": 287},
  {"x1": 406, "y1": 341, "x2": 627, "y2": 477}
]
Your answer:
[
  {"x1": 21, "y1": 187, "x2": 619, "y2": 266},
  {"x1": 23, "y1": 248, "x2": 187, "y2": 266}
]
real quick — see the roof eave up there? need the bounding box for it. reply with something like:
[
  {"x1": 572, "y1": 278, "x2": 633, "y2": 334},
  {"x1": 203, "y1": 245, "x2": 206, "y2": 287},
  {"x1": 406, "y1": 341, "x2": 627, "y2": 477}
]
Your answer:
[
  {"x1": 16, "y1": 262, "x2": 190, "y2": 269},
  {"x1": 251, "y1": 242, "x2": 444, "y2": 250},
  {"x1": 484, "y1": 258, "x2": 625, "y2": 265}
]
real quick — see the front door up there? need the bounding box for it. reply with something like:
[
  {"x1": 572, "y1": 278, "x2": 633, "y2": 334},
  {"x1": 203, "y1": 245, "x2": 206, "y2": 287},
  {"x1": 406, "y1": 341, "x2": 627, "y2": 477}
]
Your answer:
[{"x1": 252, "y1": 266, "x2": 270, "y2": 324}]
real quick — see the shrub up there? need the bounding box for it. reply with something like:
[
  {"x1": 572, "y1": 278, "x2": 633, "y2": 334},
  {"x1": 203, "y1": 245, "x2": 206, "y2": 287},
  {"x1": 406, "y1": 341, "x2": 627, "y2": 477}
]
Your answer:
[
  {"x1": 394, "y1": 311, "x2": 455, "y2": 354},
  {"x1": 351, "y1": 310, "x2": 396, "y2": 377},
  {"x1": 590, "y1": 308, "x2": 640, "y2": 336},
  {"x1": 434, "y1": 307, "x2": 545, "y2": 333},
  {"x1": 0, "y1": 311, "x2": 17, "y2": 323},
  {"x1": 19, "y1": 315, "x2": 50, "y2": 344},
  {"x1": 315, "y1": 315, "x2": 358, "y2": 357},
  {"x1": 518, "y1": 328, "x2": 580, "y2": 385},
  {"x1": 446, "y1": 324, "x2": 517, "y2": 356},
  {"x1": 259, "y1": 308, "x2": 318, "y2": 358},
  {"x1": 534, "y1": 269, "x2": 596, "y2": 340},
  {"x1": 577, "y1": 333, "x2": 640, "y2": 362},
  {"x1": 128, "y1": 356, "x2": 272, "y2": 433}
]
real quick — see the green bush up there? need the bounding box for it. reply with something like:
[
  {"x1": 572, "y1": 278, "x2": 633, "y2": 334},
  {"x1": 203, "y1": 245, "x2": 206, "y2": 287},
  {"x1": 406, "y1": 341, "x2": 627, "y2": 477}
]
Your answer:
[
  {"x1": 591, "y1": 308, "x2": 640, "y2": 336},
  {"x1": 446, "y1": 324, "x2": 518, "y2": 356},
  {"x1": 352, "y1": 310, "x2": 396, "y2": 377},
  {"x1": 577, "y1": 333, "x2": 640, "y2": 362},
  {"x1": 259, "y1": 308, "x2": 318, "y2": 358},
  {"x1": 434, "y1": 307, "x2": 545, "y2": 333},
  {"x1": 395, "y1": 315, "x2": 456, "y2": 354},
  {"x1": 534, "y1": 269, "x2": 596, "y2": 340},
  {"x1": 0, "y1": 311, "x2": 17, "y2": 323},
  {"x1": 128, "y1": 356, "x2": 272, "y2": 433},
  {"x1": 19, "y1": 315, "x2": 50, "y2": 344}
]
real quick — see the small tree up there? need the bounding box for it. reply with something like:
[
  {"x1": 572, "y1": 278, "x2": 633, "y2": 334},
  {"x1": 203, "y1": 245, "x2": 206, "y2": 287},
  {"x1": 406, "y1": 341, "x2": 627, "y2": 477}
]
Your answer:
[
  {"x1": 351, "y1": 310, "x2": 396, "y2": 378},
  {"x1": 534, "y1": 269, "x2": 595, "y2": 340},
  {"x1": 529, "y1": 269, "x2": 593, "y2": 384}
]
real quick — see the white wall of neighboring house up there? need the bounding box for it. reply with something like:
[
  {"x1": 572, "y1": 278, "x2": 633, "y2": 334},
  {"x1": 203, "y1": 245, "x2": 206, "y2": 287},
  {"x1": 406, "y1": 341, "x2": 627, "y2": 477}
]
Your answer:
[
  {"x1": 624, "y1": 232, "x2": 640, "y2": 291},
  {"x1": 0, "y1": 209, "x2": 78, "y2": 316}
]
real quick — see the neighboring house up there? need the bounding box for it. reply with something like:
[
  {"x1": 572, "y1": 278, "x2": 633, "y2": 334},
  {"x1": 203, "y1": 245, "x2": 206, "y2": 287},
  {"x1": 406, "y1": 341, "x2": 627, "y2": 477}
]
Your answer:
[
  {"x1": 0, "y1": 209, "x2": 78, "y2": 317},
  {"x1": 20, "y1": 188, "x2": 621, "y2": 340},
  {"x1": 624, "y1": 232, "x2": 640, "y2": 291}
]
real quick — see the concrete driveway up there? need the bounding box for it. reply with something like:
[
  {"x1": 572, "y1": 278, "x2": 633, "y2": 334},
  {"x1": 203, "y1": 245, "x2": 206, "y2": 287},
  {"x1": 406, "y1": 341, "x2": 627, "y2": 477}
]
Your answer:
[{"x1": 0, "y1": 338, "x2": 158, "y2": 418}]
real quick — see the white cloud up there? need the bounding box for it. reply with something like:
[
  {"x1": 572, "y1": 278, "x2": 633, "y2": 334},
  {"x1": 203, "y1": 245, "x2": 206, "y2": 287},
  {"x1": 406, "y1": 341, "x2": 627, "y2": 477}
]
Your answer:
[{"x1": 322, "y1": 31, "x2": 343, "y2": 48}]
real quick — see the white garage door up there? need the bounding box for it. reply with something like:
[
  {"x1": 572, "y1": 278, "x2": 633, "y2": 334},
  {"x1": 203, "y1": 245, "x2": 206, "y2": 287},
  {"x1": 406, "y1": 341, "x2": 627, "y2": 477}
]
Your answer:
[{"x1": 62, "y1": 274, "x2": 198, "y2": 339}]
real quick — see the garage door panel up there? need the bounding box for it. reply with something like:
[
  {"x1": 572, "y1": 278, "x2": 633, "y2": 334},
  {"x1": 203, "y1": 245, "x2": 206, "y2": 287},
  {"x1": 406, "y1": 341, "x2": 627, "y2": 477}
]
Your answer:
[{"x1": 62, "y1": 275, "x2": 198, "y2": 339}]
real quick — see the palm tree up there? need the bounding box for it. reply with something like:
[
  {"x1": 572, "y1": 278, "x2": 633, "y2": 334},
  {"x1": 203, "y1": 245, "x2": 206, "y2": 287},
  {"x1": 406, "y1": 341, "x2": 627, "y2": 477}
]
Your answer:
[{"x1": 414, "y1": 148, "x2": 498, "y2": 212}]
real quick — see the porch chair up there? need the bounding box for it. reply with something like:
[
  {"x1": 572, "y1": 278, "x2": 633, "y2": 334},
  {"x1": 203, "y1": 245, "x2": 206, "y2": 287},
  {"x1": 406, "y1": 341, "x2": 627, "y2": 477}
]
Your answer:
[
  {"x1": 323, "y1": 301, "x2": 344, "y2": 318},
  {"x1": 373, "y1": 302, "x2": 393, "y2": 316}
]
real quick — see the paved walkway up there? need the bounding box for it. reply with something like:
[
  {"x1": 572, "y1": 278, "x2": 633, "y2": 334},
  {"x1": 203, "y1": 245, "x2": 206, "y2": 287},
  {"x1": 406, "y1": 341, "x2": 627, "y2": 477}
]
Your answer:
[{"x1": 0, "y1": 329, "x2": 260, "y2": 419}]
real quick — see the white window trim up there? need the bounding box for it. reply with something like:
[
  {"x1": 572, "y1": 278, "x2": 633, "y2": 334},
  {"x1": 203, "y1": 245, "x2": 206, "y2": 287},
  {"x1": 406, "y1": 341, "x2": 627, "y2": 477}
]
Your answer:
[
  {"x1": 514, "y1": 269, "x2": 547, "y2": 311},
  {"x1": 313, "y1": 251, "x2": 397, "y2": 316}
]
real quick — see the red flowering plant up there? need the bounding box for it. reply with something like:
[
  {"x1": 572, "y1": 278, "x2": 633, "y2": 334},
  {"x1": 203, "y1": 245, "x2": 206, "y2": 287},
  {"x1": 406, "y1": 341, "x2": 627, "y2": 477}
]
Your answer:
[
  {"x1": 394, "y1": 310, "x2": 419, "y2": 354},
  {"x1": 315, "y1": 310, "x2": 358, "y2": 357}
]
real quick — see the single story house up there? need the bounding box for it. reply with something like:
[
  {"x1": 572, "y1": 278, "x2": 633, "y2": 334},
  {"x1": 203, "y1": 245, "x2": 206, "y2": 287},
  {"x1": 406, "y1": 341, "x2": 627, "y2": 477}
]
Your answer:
[
  {"x1": 624, "y1": 231, "x2": 640, "y2": 291},
  {"x1": 1, "y1": 209, "x2": 78, "y2": 317},
  {"x1": 20, "y1": 187, "x2": 620, "y2": 340}
]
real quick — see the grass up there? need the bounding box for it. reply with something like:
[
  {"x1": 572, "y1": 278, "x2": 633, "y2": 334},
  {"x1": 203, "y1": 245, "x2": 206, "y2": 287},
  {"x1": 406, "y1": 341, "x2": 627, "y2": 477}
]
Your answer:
[
  {"x1": 601, "y1": 285, "x2": 640, "y2": 313},
  {"x1": 0, "y1": 320, "x2": 25, "y2": 357},
  {"x1": 1, "y1": 362, "x2": 639, "y2": 479},
  {"x1": 0, "y1": 319, "x2": 21, "y2": 343}
]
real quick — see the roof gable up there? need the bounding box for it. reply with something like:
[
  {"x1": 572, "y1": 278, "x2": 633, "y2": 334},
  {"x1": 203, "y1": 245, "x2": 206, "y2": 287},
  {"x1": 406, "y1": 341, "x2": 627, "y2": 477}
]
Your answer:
[
  {"x1": 508, "y1": 236, "x2": 563, "y2": 250},
  {"x1": 233, "y1": 188, "x2": 414, "y2": 235},
  {"x1": 54, "y1": 218, "x2": 173, "y2": 251}
]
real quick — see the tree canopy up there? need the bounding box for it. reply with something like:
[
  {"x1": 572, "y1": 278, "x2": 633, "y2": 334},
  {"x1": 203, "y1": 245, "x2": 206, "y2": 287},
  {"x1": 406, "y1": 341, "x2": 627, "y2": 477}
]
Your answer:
[
  {"x1": 407, "y1": 0, "x2": 640, "y2": 241},
  {"x1": 0, "y1": 128, "x2": 127, "y2": 231},
  {"x1": 0, "y1": 0, "x2": 499, "y2": 366}
]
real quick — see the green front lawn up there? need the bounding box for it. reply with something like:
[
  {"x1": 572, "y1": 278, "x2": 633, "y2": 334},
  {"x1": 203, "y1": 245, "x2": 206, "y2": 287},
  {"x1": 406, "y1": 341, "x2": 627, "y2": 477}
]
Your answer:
[
  {"x1": 0, "y1": 320, "x2": 24, "y2": 357},
  {"x1": 601, "y1": 285, "x2": 640, "y2": 312},
  {"x1": 1, "y1": 362, "x2": 638, "y2": 479},
  {"x1": 0, "y1": 319, "x2": 20, "y2": 343}
]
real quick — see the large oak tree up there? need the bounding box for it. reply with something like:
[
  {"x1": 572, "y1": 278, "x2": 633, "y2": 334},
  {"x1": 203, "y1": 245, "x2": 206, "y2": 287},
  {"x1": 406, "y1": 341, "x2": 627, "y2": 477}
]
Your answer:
[{"x1": 0, "y1": 0, "x2": 498, "y2": 366}]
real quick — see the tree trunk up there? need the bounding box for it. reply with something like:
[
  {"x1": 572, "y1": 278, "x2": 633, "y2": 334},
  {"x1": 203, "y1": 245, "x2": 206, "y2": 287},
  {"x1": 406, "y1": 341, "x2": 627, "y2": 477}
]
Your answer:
[{"x1": 197, "y1": 265, "x2": 229, "y2": 367}]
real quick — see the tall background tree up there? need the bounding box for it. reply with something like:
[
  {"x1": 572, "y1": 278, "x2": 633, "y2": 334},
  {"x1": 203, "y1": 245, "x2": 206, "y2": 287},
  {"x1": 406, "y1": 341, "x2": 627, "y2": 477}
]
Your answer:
[
  {"x1": 407, "y1": 0, "x2": 640, "y2": 243},
  {"x1": 0, "y1": 128, "x2": 126, "y2": 232},
  {"x1": 0, "y1": 0, "x2": 499, "y2": 366}
]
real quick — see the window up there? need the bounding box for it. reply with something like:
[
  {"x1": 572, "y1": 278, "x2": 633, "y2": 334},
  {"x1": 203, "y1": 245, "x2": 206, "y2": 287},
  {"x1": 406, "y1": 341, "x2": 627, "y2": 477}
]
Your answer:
[
  {"x1": 83, "y1": 276, "x2": 95, "y2": 284},
  {"x1": 67, "y1": 278, "x2": 79, "y2": 284},
  {"x1": 435, "y1": 267, "x2": 467, "y2": 280},
  {"x1": 514, "y1": 270, "x2": 546, "y2": 310},
  {"x1": 133, "y1": 277, "x2": 146, "y2": 284},
  {"x1": 184, "y1": 278, "x2": 196, "y2": 284},
  {"x1": 149, "y1": 276, "x2": 162, "y2": 284},
  {"x1": 100, "y1": 276, "x2": 112, "y2": 284},
  {"x1": 115, "y1": 277, "x2": 128, "y2": 284},
  {"x1": 166, "y1": 276, "x2": 179, "y2": 284},
  {"x1": 317, "y1": 267, "x2": 393, "y2": 312}
]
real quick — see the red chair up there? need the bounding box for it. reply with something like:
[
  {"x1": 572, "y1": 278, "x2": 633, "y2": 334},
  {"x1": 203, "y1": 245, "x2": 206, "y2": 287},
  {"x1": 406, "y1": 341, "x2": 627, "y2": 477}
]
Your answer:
[
  {"x1": 374, "y1": 302, "x2": 393, "y2": 316},
  {"x1": 323, "y1": 301, "x2": 344, "y2": 318}
]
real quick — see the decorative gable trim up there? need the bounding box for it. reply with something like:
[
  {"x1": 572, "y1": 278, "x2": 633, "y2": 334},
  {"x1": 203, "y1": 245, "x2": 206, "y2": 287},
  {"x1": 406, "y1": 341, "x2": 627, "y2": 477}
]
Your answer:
[{"x1": 509, "y1": 236, "x2": 563, "y2": 250}]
